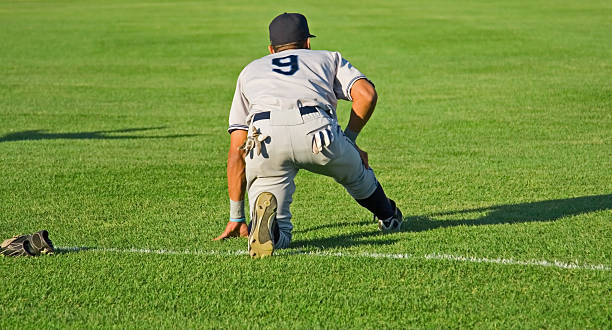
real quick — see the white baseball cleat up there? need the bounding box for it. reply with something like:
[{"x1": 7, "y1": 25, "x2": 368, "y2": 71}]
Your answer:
[
  {"x1": 248, "y1": 192, "x2": 278, "y2": 259},
  {"x1": 377, "y1": 205, "x2": 403, "y2": 232}
]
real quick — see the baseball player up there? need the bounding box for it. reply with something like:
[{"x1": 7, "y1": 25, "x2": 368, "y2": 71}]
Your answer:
[{"x1": 214, "y1": 13, "x2": 403, "y2": 258}]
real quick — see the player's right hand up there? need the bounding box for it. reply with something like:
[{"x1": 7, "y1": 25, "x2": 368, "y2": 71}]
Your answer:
[{"x1": 213, "y1": 221, "x2": 249, "y2": 241}]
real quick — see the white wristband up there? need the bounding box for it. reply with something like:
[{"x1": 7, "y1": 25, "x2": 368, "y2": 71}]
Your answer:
[{"x1": 229, "y1": 199, "x2": 245, "y2": 222}]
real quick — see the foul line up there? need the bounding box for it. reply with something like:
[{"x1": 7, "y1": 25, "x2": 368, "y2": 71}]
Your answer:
[{"x1": 57, "y1": 246, "x2": 610, "y2": 271}]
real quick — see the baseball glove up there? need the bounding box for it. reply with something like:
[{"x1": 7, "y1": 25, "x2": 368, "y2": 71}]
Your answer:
[
  {"x1": 30, "y1": 230, "x2": 55, "y2": 255},
  {"x1": 0, "y1": 230, "x2": 55, "y2": 257},
  {"x1": 0, "y1": 235, "x2": 37, "y2": 257}
]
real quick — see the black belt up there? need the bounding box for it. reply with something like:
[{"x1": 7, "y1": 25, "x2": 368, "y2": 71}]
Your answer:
[{"x1": 252, "y1": 106, "x2": 329, "y2": 123}]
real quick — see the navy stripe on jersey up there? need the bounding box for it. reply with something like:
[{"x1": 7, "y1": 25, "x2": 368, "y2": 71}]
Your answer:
[
  {"x1": 345, "y1": 75, "x2": 367, "y2": 101},
  {"x1": 228, "y1": 124, "x2": 249, "y2": 134}
]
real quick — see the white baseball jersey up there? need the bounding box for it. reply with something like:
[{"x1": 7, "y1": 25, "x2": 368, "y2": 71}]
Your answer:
[{"x1": 228, "y1": 49, "x2": 368, "y2": 133}]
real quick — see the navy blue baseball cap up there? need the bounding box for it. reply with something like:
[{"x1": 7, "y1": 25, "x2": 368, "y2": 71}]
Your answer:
[{"x1": 269, "y1": 13, "x2": 316, "y2": 46}]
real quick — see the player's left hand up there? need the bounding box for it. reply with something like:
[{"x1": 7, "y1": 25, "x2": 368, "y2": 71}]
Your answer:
[{"x1": 213, "y1": 221, "x2": 248, "y2": 240}]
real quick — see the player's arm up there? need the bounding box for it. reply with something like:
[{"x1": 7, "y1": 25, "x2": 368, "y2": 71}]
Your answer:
[
  {"x1": 346, "y1": 78, "x2": 377, "y2": 138},
  {"x1": 345, "y1": 78, "x2": 378, "y2": 168},
  {"x1": 214, "y1": 129, "x2": 249, "y2": 240},
  {"x1": 227, "y1": 129, "x2": 247, "y2": 202}
]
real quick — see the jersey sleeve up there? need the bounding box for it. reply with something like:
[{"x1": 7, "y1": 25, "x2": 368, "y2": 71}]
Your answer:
[
  {"x1": 227, "y1": 73, "x2": 250, "y2": 134},
  {"x1": 332, "y1": 52, "x2": 369, "y2": 101}
]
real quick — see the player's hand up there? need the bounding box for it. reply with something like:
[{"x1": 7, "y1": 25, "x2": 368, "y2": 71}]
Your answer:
[
  {"x1": 356, "y1": 145, "x2": 369, "y2": 169},
  {"x1": 213, "y1": 221, "x2": 249, "y2": 241}
]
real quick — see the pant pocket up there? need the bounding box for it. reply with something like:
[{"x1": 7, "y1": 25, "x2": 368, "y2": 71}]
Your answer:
[{"x1": 307, "y1": 124, "x2": 337, "y2": 154}]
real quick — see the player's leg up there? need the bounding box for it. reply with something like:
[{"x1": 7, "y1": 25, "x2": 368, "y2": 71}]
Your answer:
[
  {"x1": 298, "y1": 128, "x2": 403, "y2": 231},
  {"x1": 243, "y1": 119, "x2": 299, "y2": 255},
  {"x1": 355, "y1": 181, "x2": 403, "y2": 232}
]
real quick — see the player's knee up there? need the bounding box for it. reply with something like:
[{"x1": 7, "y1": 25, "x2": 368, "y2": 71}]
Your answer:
[{"x1": 340, "y1": 171, "x2": 378, "y2": 200}]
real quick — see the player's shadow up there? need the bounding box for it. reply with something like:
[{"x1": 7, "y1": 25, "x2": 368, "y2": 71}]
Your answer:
[
  {"x1": 404, "y1": 194, "x2": 612, "y2": 232},
  {"x1": 0, "y1": 127, "x2": 199, "y2": 142},
  {"x1": 293, "y1": 219, "x2": 373, "y2": 234},
  {"x1": 291, "y1": 230, "x2": 399, "y2": 250},
  {"x1": 291, "y1": 194, "x2": 611, "y2": 249}
]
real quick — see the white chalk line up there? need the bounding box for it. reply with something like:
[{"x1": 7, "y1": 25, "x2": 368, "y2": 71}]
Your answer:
[{"x1": 57, "y1": 246, "x2": 610, "y2": 271}]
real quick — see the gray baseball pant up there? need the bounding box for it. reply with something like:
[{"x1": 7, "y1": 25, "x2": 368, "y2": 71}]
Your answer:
[{"x1": 245, "y1": 108, "x2": 378, "y2": 249}]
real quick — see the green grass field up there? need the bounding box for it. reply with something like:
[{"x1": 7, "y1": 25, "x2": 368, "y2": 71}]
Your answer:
[{"x1": 1, "y1": 0, "x2": 611, "y2": 328}]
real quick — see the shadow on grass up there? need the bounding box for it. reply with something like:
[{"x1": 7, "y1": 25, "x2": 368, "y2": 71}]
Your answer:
[
  {"x1": 291, "y1": 230, "x2": 399, "y2": 250},
  {"x1": 293, "y1": 219, "x2": 373, "y2": 234},
  {"x1": 0, "y1": 127, "x2": 199, "y2": 142},
  {"x1": 292, "y1": 194, "x2": 611, "y2": 249},
  {"x1": 405, "y1": 194, "x2": 612, "y2": 232},
  {"x1": 51, "y1": 195, "x2": 611, "y2": 252},
  {"x1": 55, "y1": 246, "x2": 97, "y2": 254}
]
